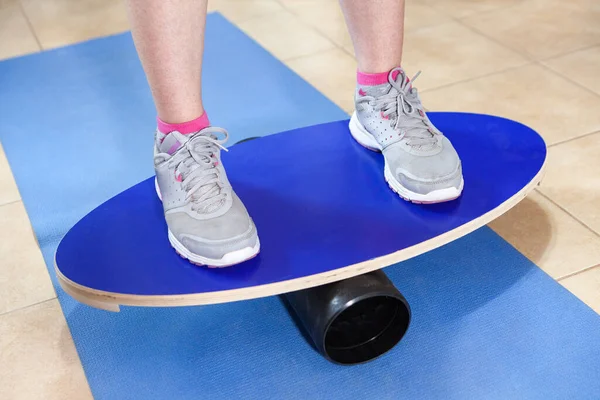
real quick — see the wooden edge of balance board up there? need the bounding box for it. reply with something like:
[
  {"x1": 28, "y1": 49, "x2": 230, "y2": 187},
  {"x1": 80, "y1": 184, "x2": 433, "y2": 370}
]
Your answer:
[{"x1": 55, "y1": 160, "x2": 547, "y2": 312}]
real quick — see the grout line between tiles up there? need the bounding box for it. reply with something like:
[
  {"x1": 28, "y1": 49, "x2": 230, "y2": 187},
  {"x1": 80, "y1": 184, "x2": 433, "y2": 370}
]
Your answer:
[
  {"x1": 17, "y1": 0, "x2": 43, "y2": 51},
  {"x1": 0, "y1": 297, "x2": 57, "y2": 318},
  {"x1": 214, "y1": 7, "x2": 284, "y2": 25},
  {"x1": 453, "y1": 17, "x2": 534, "y2": 62},
  {"x1": 558, "y1": 263, "x2": 600, "y2": 282},
  {"x1": 535, "y1": 189, "x2": 600, "y2": 239},
  {"x1": 535, "y1": 61, "x2": 600, "y2": 99},
  {"x1": 394, "y1": 18, "x2": 461, "y2": 36},
  {"x1": 454, "y1": 10, "x2": 600, "y2": 80},
  {"x1": 436, "y1": 1, "x2": 523, "y2": 21},
  {"x1": 275, "y1": 0, "x2": 457, "y2": 60},
  {"x1": 541, "y1": 43, "x2": 600, "y2": 63},
  {"x1": 548, "y1": 130, "x2": 600, "y2": 148},
  {"x1": 0, "y1": 199, "x2": 21, "y2": 208},
  {"x1": 419, "y1": 62, "x2": 533, "y2": 94},
  {"x1": 339, "y1": 44, "x2": 355, "y2": 60},
  {"x1": 284, "y1": 47, "x2": 342, "y2": 63},
  {"x1": 274, "y1": 0, "x2": 341, "y2": 51}
]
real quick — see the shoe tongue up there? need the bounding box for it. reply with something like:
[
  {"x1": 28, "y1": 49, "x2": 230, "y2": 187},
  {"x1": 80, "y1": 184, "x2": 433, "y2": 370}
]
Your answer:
[
  {"x1": 159, "y1": 131, "x2": 188, "y2": 155},
  {"x1": 161, "y1": 130, "x2": 223, "y2": 213}
]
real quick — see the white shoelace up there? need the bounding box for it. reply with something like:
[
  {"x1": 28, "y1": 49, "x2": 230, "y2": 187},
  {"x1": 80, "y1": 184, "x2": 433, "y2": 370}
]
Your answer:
[
  {"x1": 358, "y1": 67, "x2": 438, "y2": 148},
  {"x1": 166, "y1": 128, "x2": 229, "y2": 213}
]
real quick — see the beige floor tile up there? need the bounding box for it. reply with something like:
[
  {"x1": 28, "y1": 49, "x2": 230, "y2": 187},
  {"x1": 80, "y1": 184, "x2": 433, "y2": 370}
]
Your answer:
[
  {"x1": 425, "y1": 0, "x2": 523, "y2": 18},
  {"x1": 238, "y1": 9, "x2": 335, "y2": 61},
  {"x1": 21, "y1": 0, "x2": 129, "y2": 49},
  {"x1": 287, "y1": 48, "x2": 355, "y2": 113},
  {"x1": 281, "y1": 0, "x2": 449, "y2": 52},
  {"x1": 544, "y1": 46, "x2": 600, "y2": 96},
  {"x1": 0, "y1": 201, "x2": 55, "y2": 315},
  {"x1": 538, "y1": 132, "x2": 600, "y2": 234},
  {"x1": 0, "y1": 144, "x2": 20, "y2": 205},
  {"x1": 341, "y1": 39, "x2": 355, "y2": 57},
  {"x1": 208, "y1": 0, "x2": 283, "y2": 23},
  {"x1": 462, "y1": 0, "x2": 600, "y2": 60},
  {"x1": 420, "y1": 64, "x2": 600, "y2": 145},
  {"x1": 402, "y1": 21, "x2": 527, "y2": 91},
  {"x1": 278, "y1": 0, "x2": 351, "y2": 50},
  {"x1": 489, "y1": 191, "x2": 600, "y2": 280},
  {"x1": 404, "y1": 0, "x2": 452, "y2": 32},
  {"x1": 560, "y1": 265, "x2": 600, "y2": 314},
  {"x1": 0, "y1": 300, "x2": 92, "y2": 399},
  {"x1": 0, "y1": 0, "x2": 40, "y2": 60}
]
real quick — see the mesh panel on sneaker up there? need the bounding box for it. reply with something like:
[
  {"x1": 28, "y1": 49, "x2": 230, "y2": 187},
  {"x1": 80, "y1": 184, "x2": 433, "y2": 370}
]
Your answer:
[
  {"x1": 356, "y1": 68, "x2": 439, "y2": 152},
  {"x1": 155, "y1": 128, "x2": 230, "y2": 215}
]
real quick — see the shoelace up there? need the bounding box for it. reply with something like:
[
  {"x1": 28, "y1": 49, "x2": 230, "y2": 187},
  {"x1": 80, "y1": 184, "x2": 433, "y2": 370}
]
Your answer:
[
  {"x1": 167, "y1": 127, "x2": 229, "y2": 213},
  {"x1": 358, "y1": 67, "x2": 438, "y2": 148}
]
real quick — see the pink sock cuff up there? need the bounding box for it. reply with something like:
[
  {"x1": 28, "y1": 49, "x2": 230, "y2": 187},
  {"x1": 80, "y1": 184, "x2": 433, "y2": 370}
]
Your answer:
[
  {"x1": 357, "y1": 68, "x2": 403, "y2": 86},
  {"x1": 157, "y1": 112, "x2": 210, "y2": 135}
]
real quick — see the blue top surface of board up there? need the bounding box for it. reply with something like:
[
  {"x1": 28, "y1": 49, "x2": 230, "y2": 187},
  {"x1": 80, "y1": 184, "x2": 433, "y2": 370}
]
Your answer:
[{"x1": 56, "y1": 112, "x2": 545, "y2": 296}]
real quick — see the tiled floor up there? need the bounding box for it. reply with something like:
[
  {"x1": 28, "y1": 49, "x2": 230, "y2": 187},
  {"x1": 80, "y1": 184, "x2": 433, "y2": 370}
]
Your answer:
[{"x1": 1, "y1": 0, "x2": 599, "y2": 397}]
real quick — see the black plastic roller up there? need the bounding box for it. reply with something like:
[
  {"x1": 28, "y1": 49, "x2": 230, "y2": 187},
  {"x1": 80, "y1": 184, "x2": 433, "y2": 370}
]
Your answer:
[{"x1": 284, "y1": 270, "x2": 411, "y2": 365}]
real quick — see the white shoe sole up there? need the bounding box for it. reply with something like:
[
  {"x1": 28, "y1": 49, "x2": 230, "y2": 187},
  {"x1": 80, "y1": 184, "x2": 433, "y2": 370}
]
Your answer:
[
  {"x1": 155, "y1": 178, "x2": 260, "y2": 267},
  {"x1": 168, "y1": 230, "x2": 260, "y2": 268},
  {"x1": 349, "y1": 112, "x2": 463, "y2": 204}
]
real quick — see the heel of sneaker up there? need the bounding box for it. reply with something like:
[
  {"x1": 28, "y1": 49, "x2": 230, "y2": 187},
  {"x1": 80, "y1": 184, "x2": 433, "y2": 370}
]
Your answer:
[{"x1": 349, "y1": 112, "x2": 382, "y2": 152}]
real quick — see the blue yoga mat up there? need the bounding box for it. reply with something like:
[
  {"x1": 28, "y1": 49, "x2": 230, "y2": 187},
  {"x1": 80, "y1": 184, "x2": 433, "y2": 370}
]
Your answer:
[{"x1": 1, "y1": 13, "x2": 600, "y2": 399}]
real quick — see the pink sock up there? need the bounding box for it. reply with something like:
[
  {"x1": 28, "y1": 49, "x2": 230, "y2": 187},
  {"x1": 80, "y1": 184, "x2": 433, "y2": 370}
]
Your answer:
[
  {"x1": 157, "y1": 112, "x2": 210, "y2": 135},
  {"x1": 357, "y1": 68, "x2": 403, "y2": 86}
]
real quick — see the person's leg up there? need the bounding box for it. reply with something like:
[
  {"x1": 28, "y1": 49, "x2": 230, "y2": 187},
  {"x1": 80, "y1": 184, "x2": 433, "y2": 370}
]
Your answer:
[
  {"x1": 340, "y1": 0, "x2": 463, "y2": 204},
  {"x1": 126, "y1": 0, "x2": 260, "y2": 267},
  {"x1": 126, "y1": 0, "x2": 209, "y2": 132},
  {"x1": 339, "y1": 0, "x2": 405, "y2": 73}
]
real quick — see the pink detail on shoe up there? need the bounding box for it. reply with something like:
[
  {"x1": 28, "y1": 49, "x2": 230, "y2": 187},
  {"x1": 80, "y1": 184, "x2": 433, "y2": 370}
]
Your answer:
[
  {"x1": 174, "y1": 169, "x2": 183, "y2": 182},
  {"x1": 167, "y1": 143, "x2": 181, "y2": 155},
  {"x1": 358, "y1": 88, "x2": 367, "y2": 96},
  {"x1": 381, "y1": 111, "x2": 389, "y2": 120},
  {"x1": 157, "y1": 112, "x2": 210, "y2": 135}
]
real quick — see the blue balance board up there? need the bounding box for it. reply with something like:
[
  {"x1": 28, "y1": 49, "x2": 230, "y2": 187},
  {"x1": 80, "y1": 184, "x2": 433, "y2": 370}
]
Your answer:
[{"x1": 55, "y1": 112, "x2": 546, "y2": 306}]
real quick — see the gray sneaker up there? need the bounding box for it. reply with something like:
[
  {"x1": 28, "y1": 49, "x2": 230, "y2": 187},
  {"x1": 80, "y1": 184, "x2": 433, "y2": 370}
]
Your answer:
[
  {"x1": 350, "y1": 67, "x2": 463, "y2": 203},
  {"x1": 153, "y1": 127, "x2": 259, "y2": 267}
]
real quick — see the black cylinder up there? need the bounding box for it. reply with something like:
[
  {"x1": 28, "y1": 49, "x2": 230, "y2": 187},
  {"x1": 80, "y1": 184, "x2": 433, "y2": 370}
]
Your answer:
[{"x1": 283, "y1": 270, "x2": 411, "y2": 365}]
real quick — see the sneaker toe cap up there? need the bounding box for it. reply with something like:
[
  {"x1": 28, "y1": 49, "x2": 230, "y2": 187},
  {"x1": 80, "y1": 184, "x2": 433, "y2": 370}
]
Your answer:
[
  {"x1": 167, "y1": 193, "x2": 259, "y2": 259},
  {"x1": 387, "y1": 137, "x2": 463, "y2": 195},
  {"x1": 396, "y1": 165, "x2": 463, "y2": 195},
  {"x1": 180, "y1": 223, "x2": 259, "y2": 260}
]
